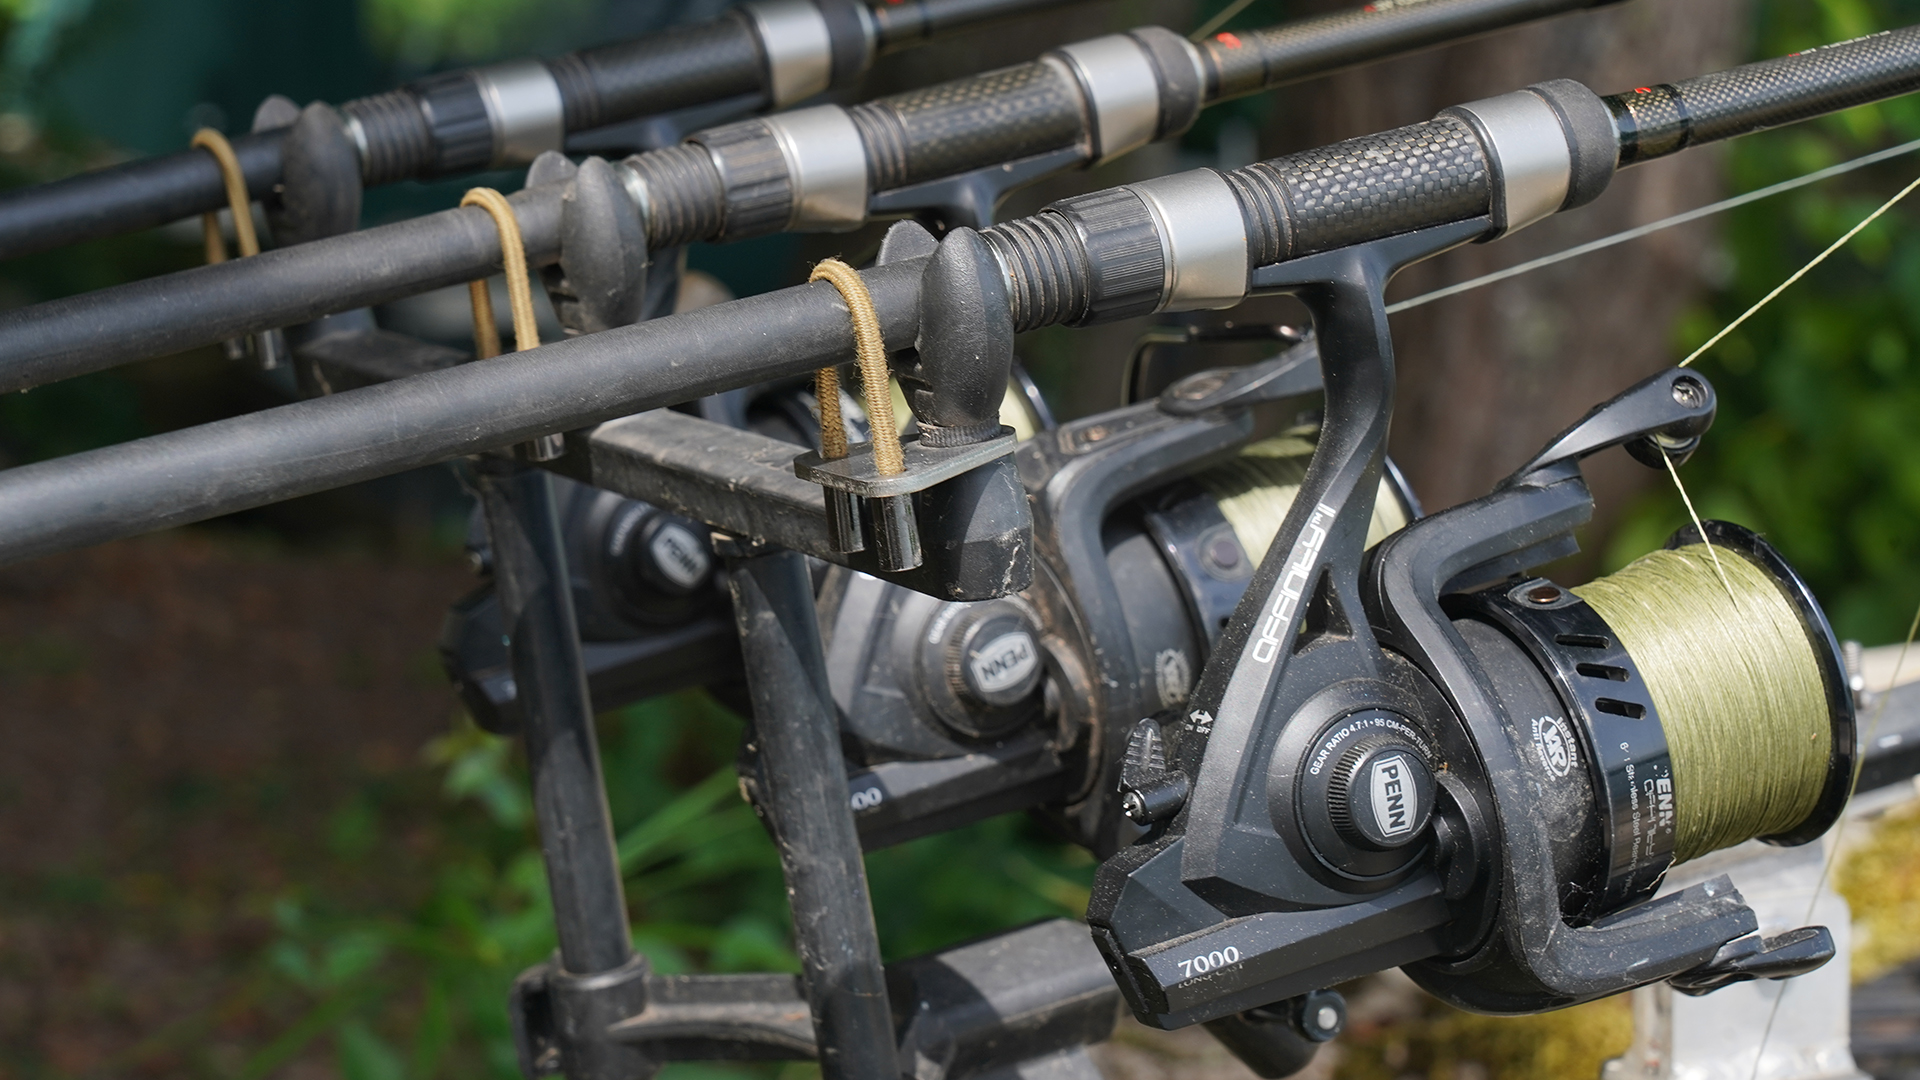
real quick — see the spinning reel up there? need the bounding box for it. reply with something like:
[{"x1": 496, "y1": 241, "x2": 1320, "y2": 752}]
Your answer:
[
  {"x1": 443, "y1": 329, "x2": 1425, "y2": 864},
  {"x1": 443, "y1": 227, "x2": 1854, "y2": 1051},
  {"x1": 1083, "y1": 223, "x2": 1855, "y2": 1033}
]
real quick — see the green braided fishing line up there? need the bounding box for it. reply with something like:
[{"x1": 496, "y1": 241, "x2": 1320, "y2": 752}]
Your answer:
[
  {"x1": 1195, "y1": 436, "x2": 1408, "y2": 564},
  {"x1": 1573, "y1": 544, "x2": 1830, "y2": 863}
]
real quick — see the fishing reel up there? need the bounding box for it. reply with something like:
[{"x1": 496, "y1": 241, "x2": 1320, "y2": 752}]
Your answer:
[
  {"x1": 443, "y1": 473, "x2": 733, "y2": 733},
  {"x1": 440, "y1": 320, "x2": 1423, "y2": 874},
  {"x1": 1084, "y1": 222, "x2": 1858, "y2": 1036},
  {"x1": 802, "y1": 354, "x2": 1418, "y2": 850}
]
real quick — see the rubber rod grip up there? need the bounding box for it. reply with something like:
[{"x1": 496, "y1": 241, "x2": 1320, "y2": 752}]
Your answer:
[
  {"x1": 547, "y1": 15, "x2": 768, "y2": 134},
  {"x1": 849, "y1": 59, "x2": 1085, "y2": 191},
  {"x1": 1232, "y1": 116, "x2": 1492, "y2": 264}
]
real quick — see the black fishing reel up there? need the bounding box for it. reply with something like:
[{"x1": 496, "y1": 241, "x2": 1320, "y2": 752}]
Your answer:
[
  {"x1": 440, "y1": 328, "x2": 1428, "y2": 892},
  {"x1": 1083, "y1": 222, "x2": 1857, "y2": 1035},
  {"x1": 802, "y1": 379, "x2": 1418, "y2": 851},
  {"x1": 443, "y1": 473, "x2": 731, "y2": 733}
]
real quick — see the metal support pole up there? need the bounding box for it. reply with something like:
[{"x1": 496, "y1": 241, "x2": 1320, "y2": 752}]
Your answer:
[
  {"x1": 723, "y1": 544, "x2": 897, "y2": 1080},
  {"x1": 478, "y1": 459, "x2": 633, "y2": 973},
  {"x1": 479, "y1": 459, "x2": 652, "y2": 1080}
]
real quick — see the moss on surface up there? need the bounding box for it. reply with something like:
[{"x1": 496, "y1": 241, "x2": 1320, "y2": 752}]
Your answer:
[
  {"x1": 1838, "y1": 797, "x2": 1920, "y2": 983},
  {"x1": 1334, "y1": 995, "x2": 1631, "y2": 1080}
]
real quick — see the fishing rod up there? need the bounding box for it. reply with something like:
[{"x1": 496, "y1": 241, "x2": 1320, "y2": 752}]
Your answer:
[
  {"x1": 0, "y1": 24, "x2": 1913, "y2": 563},
  {"x1": 0, "y1": 0, "x2": 1631, "y2": 391},
  {"x1": 0, "y1": 0, "x2": 1080, "y2": 261}
]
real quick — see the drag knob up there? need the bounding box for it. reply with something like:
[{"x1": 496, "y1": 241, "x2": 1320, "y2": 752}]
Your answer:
[
  {"x1": 943, "y1": 600, "x2": 1043, "y2": 709},
  {"x1": 918, "y1": 598, "x2": 1046, "y2": 739},
  {"x1": 1326, "y1": 736, "x2": 1435, "y2": 850}
]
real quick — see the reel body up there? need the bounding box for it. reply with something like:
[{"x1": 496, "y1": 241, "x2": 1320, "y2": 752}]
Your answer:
[
  {"x1": 1086, "y1": 222, "x2": 1856, "y2": 1030},
  {"x1": 443, "y1": 474, "x2": 733, "y2": 733},
  {"x1": 794, "y1": 382, "x2": 1417, "y2": 852},
  {"x1": 444, "y1": 332, "x2": 1422, "y2": 859}
]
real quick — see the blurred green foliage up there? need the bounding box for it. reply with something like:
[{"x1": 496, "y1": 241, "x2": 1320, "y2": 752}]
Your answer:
[
  {"x1": 233, "y1": 692, "x2": 1094, "y2": 1080},
  {"x1": 1608, "y1": 0, "x2": 1920, "y2": 644},
  {"x1": 360, "y1": 0, "x2": 594, "y2": 68}
]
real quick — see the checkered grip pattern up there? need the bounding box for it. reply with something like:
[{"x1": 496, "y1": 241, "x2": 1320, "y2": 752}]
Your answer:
[
  {"x1": 850, "y1": 61, "x2": 1085, "y2": 192},
  {"x1": 1227, "y1": 115, "x2": 1492, "y2": 265}
]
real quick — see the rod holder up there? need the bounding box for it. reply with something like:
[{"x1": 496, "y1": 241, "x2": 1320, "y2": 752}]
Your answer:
[
  {"x1": 869, "y1": 493, "x2": 921, "y2": 571},
  {"x1": 794, "y1": 428, "x2": 1016, "y2": 571},
  {"x1": 824, "y1": 487, "x2": 867, "y2": 553}
]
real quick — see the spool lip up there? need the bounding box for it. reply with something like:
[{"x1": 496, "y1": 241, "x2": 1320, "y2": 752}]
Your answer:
[{"x1": 1664, "y1": 520, "x2": 1856, "y2": 848}]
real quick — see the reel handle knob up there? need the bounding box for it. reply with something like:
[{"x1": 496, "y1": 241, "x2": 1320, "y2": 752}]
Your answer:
[{"x1": 1325, "y1": 735, "x2": 1436, "y2": 851}]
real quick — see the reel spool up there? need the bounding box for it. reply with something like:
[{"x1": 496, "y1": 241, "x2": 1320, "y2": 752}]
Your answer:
[
  {"x1": 1194, "y1": 433, "x2": 1412, "y2": 563},
  {"x1": 1448, "y1": 520, "x2": 1854, "y2": 927},
  {"x1": 1124, "y1": 429, "x2": 1417, "y2": 677}
]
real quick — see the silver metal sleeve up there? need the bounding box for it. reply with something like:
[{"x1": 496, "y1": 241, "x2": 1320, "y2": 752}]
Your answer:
[
  {"x1": 765, "y1": 106, "x2": 870, "y2": 231},
  {"x1": 1444, "y1": 90, "x2": 1573, "y2": 237},
  {"x1": 342, "y1": 115, "x2": 371, "y2": 166},
  {"x1": 473, "y1": 59, "x2": 567, "y2": 167},
  {"x1": 1048, "y1": 35, "x2": 1162, "y2": 164},
  {"x1": 744, "y1": 0, "x2": 835, "y2": 108},
  {"x1": 1129, "y1": 170, "x2": 1248, "y2": 311},
  {"x1": 617, "y1": 155, "x2": 653, "y2": 225}
]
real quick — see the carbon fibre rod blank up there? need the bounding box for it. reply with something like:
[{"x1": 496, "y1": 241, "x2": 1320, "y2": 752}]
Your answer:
[
  {"x1": 0, "y1": 0, "x2": 1632, "y2": 388},
  {"x1": 0, "y1": 26, "x2": 1916, "y2": 568},
  {"x1": 0, "y1": 255, "x2": 930, "y2": 565},
  {"x1": 1202, "y1": 0, "x2": 1625, "y2": 98},
  {"x1": 1607, "y1": 27, "x2": 1920, "y2": 165},
  {"x1": 0, "y1": 0, "x2": 1078, "y2": 261},
  {"x1": 981, "y1": 23, "x2": 1920, "y2": 331}
]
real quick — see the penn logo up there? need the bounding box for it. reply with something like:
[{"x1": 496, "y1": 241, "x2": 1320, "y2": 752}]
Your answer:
[
  {"x1": 969, "y1": 631, "x2": 1037, "y2": 694},
  {"x1": 649, "y1": 523, "x2": 710, "y2": 589},
  {"x1": 1369, "y1": 755, "x2": 1415, "y2": 837}
]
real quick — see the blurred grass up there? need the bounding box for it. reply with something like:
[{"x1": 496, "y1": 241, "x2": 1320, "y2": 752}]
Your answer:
[
  {"x1": 1841, "y1": 797, "x2": 1920, "y2": 984},
  {"x1": 208, "y1": 692, "x2": 1097, "y2": 1080}
]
